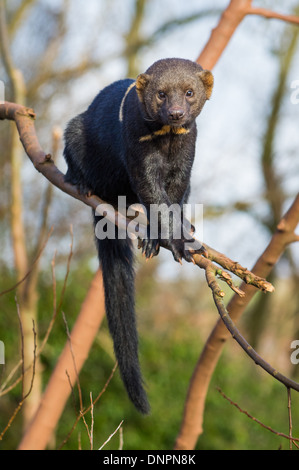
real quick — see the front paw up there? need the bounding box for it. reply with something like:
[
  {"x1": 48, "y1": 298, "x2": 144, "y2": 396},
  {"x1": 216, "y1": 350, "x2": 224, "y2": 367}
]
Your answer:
[
  {"x1": 168, "y1": 238, "x2": 196, "y2": 264},
  {"x1": 140, "y1": 238, "x2": 160, "y2": 259}
]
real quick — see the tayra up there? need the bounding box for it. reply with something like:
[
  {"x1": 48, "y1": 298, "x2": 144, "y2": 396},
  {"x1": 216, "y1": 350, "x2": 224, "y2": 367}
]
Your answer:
[{"x1": 63, "y1": 58, "x2": 214, "y2": 414}]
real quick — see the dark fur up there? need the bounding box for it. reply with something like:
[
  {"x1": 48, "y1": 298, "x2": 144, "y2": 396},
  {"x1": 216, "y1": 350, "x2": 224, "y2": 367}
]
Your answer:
[{"x1": 63, "y1": 58, "x2": 213, "y2": 414}]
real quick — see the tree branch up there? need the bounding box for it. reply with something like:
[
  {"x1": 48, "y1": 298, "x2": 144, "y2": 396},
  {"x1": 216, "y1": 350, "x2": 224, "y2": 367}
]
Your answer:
[
  {"x1": 175, "y1": 193, "x2": 299, "y2": 450},
  {"x1": 248, "y1": 7, "x2": 299, "y2": 25},
  {"x1": 196, "y1": 0, "x2": 299, "y2": 70},
  {"x1": 18, "y1": 269, "x2": 106, "y2": 450},
  {"x1": 2, "y1": 0, "x2": 297, "y2": 451},
  {"x1": 8, "y1": 0, "x2": 38, "y2": 38},
  {"x1": 0, "y1": 101, "x2": 274, "y2": 298},
  {"x1": 216, "y1": 387, "x2": 299, "y2": 446},
  {"x1": 212, "y1": 288, "x2": 299, "y2": 393}
]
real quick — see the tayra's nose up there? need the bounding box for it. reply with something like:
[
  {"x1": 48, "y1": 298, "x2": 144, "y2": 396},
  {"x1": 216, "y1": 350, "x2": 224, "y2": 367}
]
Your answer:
[{"x1": 168, "y1": 106, "x2": 185, "y2": 121}]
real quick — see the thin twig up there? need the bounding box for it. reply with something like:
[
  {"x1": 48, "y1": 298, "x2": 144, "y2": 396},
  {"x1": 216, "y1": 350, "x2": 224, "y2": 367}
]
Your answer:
[
  {"x1": 62, "y1": 310, "x2": 84, "y2": 412},
  {"x1": 89, "y1": 362, "x2": 118, "y2": 409},
  {"x1": 16, "y1": 297, "x2": 25, "y2": 398},
  {"x1": 287, "y1": 388, "x2": 293, "y2": 450},
  {"x1": 0, "y1": 230, "x2": 72, "y2": 397},
  {"x1": 217, "y1": 387, "x2": 299, "y2": 447},
  {"x1": 58, "y1": 362, "x2": 117, "y2": 449},
  {"x1": 39, "y1": 227, "x2": 73, "y2": 351},
  {"x1": 248, "y1": 7, "x2": 299, "y2": 25},
  {"x1": 98, "y1": 420, "x2": 124, "y2": 450},
  {"x1": 23, "y1": 320, "x2": 37, "y2": 401},
  {"x1": 0, "y1": 318, "x2": 37, "y2": 440},
  {"x1": 64, "y1": 366, "x2": 92, "y2": 449},
  {"x1": 212, "y1": 292, "x2": 299, "y2": 393},
  {"x1": 118, "y1": 424, "x2": 124, "y2": 451},
  {"x1": 65, "y1": 369, "x2": 78, "y2": 416},
  {"x1": 200, "y1": 243, "x2": 275, "y2": 293},
  {"x1": 90, "y1": 392, "x2": 94, "y2": 451},
  {"x1": 56, "y1": 226, "x2": 74, "y2": 313},
  {"x1": 0, "y1": 226, "x2": 53, "y2": 297}
]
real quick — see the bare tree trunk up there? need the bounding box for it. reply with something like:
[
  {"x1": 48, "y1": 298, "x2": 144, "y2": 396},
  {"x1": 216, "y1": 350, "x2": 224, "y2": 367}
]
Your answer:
[
  {"x1": 174, "y1": 197, "x2": 299, "y2": 450},
  {"x1": 0, "y1": 0, "x2": 41, "y2": 429},
  {"x1": 18, "y1": 270, "x2": 106, "y2": 450}
]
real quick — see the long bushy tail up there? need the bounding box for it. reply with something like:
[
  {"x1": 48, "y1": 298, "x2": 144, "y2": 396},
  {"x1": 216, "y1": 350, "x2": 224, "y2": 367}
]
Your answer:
[{"x1": 96, "y1": 235, "x2": 150, "y2": 414}]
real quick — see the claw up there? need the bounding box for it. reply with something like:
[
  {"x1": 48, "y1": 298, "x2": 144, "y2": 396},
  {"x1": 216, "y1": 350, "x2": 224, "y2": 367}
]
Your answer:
[{"x1": 200, "y1": 246, "x2": 208, "y2": 258}]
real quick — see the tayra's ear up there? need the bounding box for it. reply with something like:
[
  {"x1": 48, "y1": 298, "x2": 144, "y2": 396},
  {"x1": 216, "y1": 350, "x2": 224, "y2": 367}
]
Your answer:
[
  {"x1": 198, "y1": 70, "x2": 214, "y2": 99},
  {"x1": 136, "y1": 73, "x2": 150, "y2": 102}
]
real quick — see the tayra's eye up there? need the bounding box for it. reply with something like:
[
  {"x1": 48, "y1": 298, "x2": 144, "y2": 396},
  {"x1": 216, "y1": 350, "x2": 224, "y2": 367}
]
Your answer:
[
  {"x1": 158, "y1": 91, "x2": 166, "y2": 100},
  {"x1": 186, "y1": 90, "x2": 194, "y2": 97}
]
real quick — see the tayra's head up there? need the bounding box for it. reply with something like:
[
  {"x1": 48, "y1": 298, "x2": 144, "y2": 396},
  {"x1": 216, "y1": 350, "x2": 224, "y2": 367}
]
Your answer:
[{"x1": 135, "y1": 58, "x2": 214, "y2": 127}]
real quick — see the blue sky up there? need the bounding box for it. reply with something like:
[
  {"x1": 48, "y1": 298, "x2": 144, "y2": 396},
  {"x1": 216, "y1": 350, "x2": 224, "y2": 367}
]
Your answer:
[
  {"x1": 59, "y1": 0, "x2": 299, "y2": 278},
  {"x1": 6, "y1": 0, "x2": 299, "y2": 280}
]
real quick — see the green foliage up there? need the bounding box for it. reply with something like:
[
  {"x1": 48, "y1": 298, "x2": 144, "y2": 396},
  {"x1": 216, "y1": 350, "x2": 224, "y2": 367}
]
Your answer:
[{"x1": 0, "y1": 261, "x2": 298, "y2": 450}]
